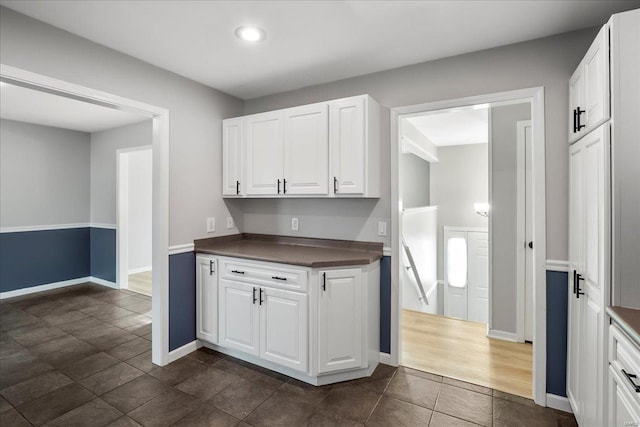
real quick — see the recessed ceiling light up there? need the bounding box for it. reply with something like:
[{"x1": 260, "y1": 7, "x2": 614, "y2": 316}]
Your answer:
[{"x1": 235, "y1": 26, "x2": 266, "y2": 42}]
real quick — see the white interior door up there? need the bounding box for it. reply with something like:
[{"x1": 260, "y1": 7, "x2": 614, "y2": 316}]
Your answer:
[
  {"x1": 524, "y1": 122, "x2": 534, "y2": 342},
  {"x1": 467, "y1": 231, "x2": 489, "y2": 324}
]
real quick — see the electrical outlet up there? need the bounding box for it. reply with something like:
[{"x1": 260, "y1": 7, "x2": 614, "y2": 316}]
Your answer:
[
  {"x1": 207, "y1": 217, "x2": 215, "y2": 233},
  {"x1": 226, "y1": 217, "x2": 234, "y2": 229},
  {"x1": 378, "y1": 221, "x2": 387, "y2": 236},
  {"x1": 291, "y1": 217, "x2": 299, "y2": 231}
]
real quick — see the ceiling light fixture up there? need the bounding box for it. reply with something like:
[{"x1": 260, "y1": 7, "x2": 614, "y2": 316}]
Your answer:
[{"x1": 235, "y1": 26, "x2": 266, "y2": 42}]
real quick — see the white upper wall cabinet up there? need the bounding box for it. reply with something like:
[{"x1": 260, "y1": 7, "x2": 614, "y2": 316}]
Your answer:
[
  {"x1": 222, "y1": 95, "x2": 380, "y2": 198},
  {"x1": 569, "y1": 25, "x2": 610, "y2": 143},
  {"x1": 222, "y1": 118, "x2": 243, "y2": 196},
  {"x1": 245, "y1": 111, "x2": 284, "y2": 196},
  {"x1": 283, "y1": 103, "x2": 329, "y2": 195}
]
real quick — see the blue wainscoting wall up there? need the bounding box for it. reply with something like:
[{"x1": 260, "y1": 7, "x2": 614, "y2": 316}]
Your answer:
[
  {"x1": 0, "y1": 226, "x2": 117, "y2": 293},
  {"x1": 0, "y1": 228, "x2": 90, "y2": 292},
  {"x1": 90, "y1": 227, "x2": 116, "y2": 283},
  {"x1": 169, "y1": 251, "x2": 196, "y2": 351},
  {"x1": 380, "y1": 256, "x2": 391, "y2": 354},
  {"x1": 546, "y1": 270, "x2": 569, "y2": 397}
]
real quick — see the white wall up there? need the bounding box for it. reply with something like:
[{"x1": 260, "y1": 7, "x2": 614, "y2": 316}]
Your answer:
[
  {"x1": 0, "y1": 7, "x2": 244, "y2": 246},
  {"x1": 490, "y1": 102, "x2": 531, "y2": 333},
  {"x1": 430, "y1": 144, "x2": 489, "y2": 280},
  {"x1": 401, "y1": 153, "x2": 430, "y2": 209},
  {"x1": 127, "y1": 149, "x2": 152, "y2": 272},
  {"x1": 0, "y1": 118, "x2": 90, "y2": 227},
  {"x1": 243, "y1": 27, "x2": 599, "y2": 260},
  {"x1": 90, "y1": 121, "x2": 152, "y2": 225}
]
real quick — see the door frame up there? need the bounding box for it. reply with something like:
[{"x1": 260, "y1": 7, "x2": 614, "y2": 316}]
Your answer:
[
  {"x1": 116, "y1": 145, "x2": 153, "y2": 292},
  {"x1": 0, "y1": 64, "x2": 172, "y2": 367},
  {"x1": 390, "y1": 87, "x2": 547, "y2": 405}
]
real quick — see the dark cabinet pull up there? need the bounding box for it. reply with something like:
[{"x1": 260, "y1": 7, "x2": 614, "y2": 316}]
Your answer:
[
  {"x1": 253, "y1": 287, "x2": 257, "y2": 304},
  {"x1": 271, "y1": 276, "x2": 287, "y2": 281},
  {"x1": 259, "y1": 288, "x2": 264, "y2": 305},
  {"x1": 277, "y1": 179, "x2": 281, "y2": 194},
  {"x1": 283, "y1": 178, "x2": 287, "y2": 194},
  {"x1": 333, "y1": 177, "x2": 338, "y2": 194},
  {"x1": 322, "y1": 272, "x2": 326, "y2": 291},
  {"x1": 231, "y1": 270, "x2": 245, "y2": 275},
  {"x1": 576, "y1": 107, "x2": 586, "y2": 131},
  {"x1": 576, "y1": 273, "x2": 585, "y2": 298},
  {"x1": 573, "y1": 108, "x2": 578, "y2": 133},
  {"x1": 622, "y1": 369, "x2": 640, "y2": 393},
  {"x1": 209, "y1": 260, "x2": 215, "y2": 275},
  {"x1": 572, "y1": 270, "x2": 577, "y2": 295},
  {"x1": 236, "y1": 180, "x2": 240, "y2": 195}
]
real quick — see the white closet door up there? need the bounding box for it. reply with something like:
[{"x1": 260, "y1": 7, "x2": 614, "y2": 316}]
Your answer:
[
  {"x1": 467, "y1": 231, "x2": 489, "y2": 324},
  {"x1": 444, "y1": 229, "x2": 468, "y2": 320}
]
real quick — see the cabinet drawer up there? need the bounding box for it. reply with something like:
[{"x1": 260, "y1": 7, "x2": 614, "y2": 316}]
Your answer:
[
  {"x1": 220, "y1": 258, "x2": 308, "y2": 292},
  {"x1": 610, "y1": 323, "x2": 640, "y2": 398}
]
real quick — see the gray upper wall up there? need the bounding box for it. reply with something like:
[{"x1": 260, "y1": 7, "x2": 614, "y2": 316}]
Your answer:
[
  {"x1": 90, "y1": 121, "x2": 152, "y2": 225},
  {"x1": 0, "y1": 6, "x2": 244, "y2": 246},
  {"x1": 0, "y1": 119, "x2": 90, "y2": 228},
  {"x1": 401, "y1": 153, "x2": 430, "y2": 210},
  {"x1": 243, "y1": 28, "x2": 599, "y2": 261}
]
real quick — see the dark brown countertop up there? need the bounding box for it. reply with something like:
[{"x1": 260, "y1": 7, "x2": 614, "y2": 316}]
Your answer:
[
  {"x1": 608, "y1": 306, "x2": 640, "y2": 347},
  {"x1": 194, "y1": 233, "x2": 383, "y2": 268}
]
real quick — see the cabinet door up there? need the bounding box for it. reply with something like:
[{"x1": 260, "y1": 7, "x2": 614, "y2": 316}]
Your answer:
[
  {"x1": 245, "y1": 111, "x2": 284, "y2": 195},
  {"x1": 580, "y1": 124, "x2": 609, "y2": 427},
  {"x1": 283, "y1": 104, "x2": 329, "y2": 195},
  {"x1": 330, "y1": 97, "x2": 365, "y2": 195},
  {"x1": 568, "y1": 66, "x2": 585, "y2": 142},
  {"x1": 219, "y1": 279, "x2": 259, "y2": 356},
  {"x1": 259, "y1": 287, "x2": 308, "y2": 372},
  {"x1": 318, "y1": 268, "x2": 363, "y2": 373},
  {"x1": 222, "y1": 118, "x2": 243, "y2": 196},
  {"x1": 567, "y1": 140, "x2": 584, "y2": 420},
  {"x1": 196, "y1": 255, "x2": 218, "y2": 344},
  {"x1": 583, "y1": 25, "x2": 610, "y2": 131},
  {"x1": 608, "y1": 366, "x2": 640, "y2": 427}
]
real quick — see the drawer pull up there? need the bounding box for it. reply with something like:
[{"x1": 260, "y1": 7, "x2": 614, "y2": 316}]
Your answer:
[
  {"x1": 622, "y1": 369, "x2": 640, "y2": 393},
  {"x1": 252, "y1": 287, "x2": 257, "y2": 304},
  {"x1": 231, "y1": 270, "x2": 245, "y2": 275},
  {"x1": 271, "y1": 276, "x2": 287, "y2": 281}
]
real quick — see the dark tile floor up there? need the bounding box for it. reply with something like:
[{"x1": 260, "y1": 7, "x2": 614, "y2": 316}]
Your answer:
[{"x1": 0, "y1": 283, "x2": 577, "y2": 426}]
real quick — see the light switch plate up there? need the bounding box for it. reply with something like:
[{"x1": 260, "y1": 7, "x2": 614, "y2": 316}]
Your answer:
[
  {"x1": 207, "y1": 217, "x2": 215, "y2": 233},
  {"x1": 226, "y1": 217, "x2": 234, "y2": 229},
  {"x1": 378, "y1": 221, "x2": 387, "y2": 236},
  {"x1": 291, "y1": 217, "x2": 299, "y2": 231}
]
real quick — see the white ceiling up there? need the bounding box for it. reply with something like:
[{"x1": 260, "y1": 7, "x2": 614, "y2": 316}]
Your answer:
[
  {"x1": 0, "y1": 82, "x2": 148, "y2": 133},
  {"x1": 2, "y1": 1, "x2": 638, "y2": 100},
  {"x1": 407, "y1": 107, "x2": 489, "y2": 147}
]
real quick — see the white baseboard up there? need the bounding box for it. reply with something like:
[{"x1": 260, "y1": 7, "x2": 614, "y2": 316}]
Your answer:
[
  {"x1": 546, "y1": 393, "x2": 572, "y2": 413},
  {"x1": 487, "y1": 328, "x2": 519, "y2": 342},
  {"x1": 128, "y1": 266, "x2": 152, "y2": 275},
  {"x1": 379, "y1": 352, "x2": 397, "y2": 366},
  {"x1": 0, "y1": 277, "x2": 91, "y2": 299},
  {"x1": 167, "y1": 340, "x2": 201, "y2": 364},
  {"x1": 88, "y1": 277, "x2": 118, "y2": 289}
]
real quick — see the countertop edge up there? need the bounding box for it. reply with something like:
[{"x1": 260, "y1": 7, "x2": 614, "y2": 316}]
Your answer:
[
  {"x1": 607, "y1": 306, "x2": 640, "y2": 348},
  {"x1": 195, "y1": 247, "x2": 381, "y2": 268}
]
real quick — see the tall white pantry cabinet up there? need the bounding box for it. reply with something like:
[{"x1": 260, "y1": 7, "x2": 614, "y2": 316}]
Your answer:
[{"x1": 567, "y1": 9, "x2": 640, "y2": 427}]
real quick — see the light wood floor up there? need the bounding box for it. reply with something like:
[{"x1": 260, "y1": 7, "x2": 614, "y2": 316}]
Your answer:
[
  {"x1": 128, "y1": 271, "x2": 152, "y2": 297},
  {"x1": 402, "y1": 309, "x2": 533, "y2": 398}
]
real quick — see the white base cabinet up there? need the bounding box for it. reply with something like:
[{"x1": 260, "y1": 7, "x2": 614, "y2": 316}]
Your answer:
[
  {"x1": 608, "y1": 324, "x2": 640, "y2": 427},
  {"x1": 196, "y1": 254, "x2": 380, "y2": 385},
  {"x1": 196, "y1": 255, "x2": 218, "y2": 344}
]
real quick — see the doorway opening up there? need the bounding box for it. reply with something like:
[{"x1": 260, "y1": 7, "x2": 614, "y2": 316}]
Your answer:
[
  {"x1": 391, "y1": 88, "x2": 547, "y2": 404},
  {"x1": 118, "y1": 146, "x2": 153, "y2": 297}
]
